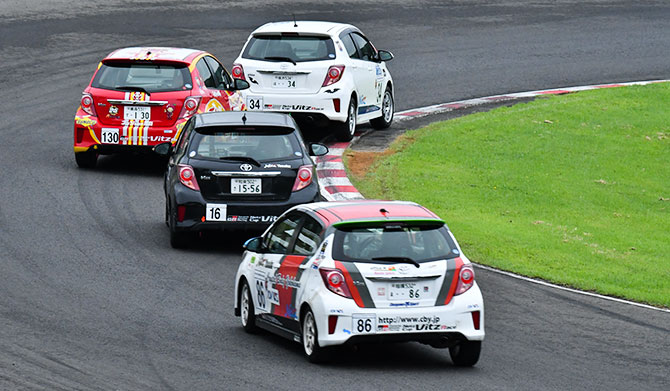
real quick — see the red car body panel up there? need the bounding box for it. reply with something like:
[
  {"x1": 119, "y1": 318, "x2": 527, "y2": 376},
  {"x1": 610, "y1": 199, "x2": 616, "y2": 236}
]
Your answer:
[{"x1": 74, "y1": 47, "x2": 245, "y2": 154}]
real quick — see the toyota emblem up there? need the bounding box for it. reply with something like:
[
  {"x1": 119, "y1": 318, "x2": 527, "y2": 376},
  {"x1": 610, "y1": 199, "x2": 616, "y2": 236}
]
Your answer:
[{"x1": 240, "y1": 164, "x2": 253, "y2": 172}]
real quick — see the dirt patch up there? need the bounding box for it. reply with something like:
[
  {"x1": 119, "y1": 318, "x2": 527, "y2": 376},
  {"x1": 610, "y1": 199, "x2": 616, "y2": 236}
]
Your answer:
[{"x1": 344, "y1": 149, "x2": 394, "y2": 180}]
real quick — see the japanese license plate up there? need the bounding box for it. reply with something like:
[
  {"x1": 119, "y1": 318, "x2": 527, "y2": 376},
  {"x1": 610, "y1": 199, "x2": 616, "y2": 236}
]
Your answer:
[
  {"x1": 272, "y1": 75, "x2": 297, "y2": 88},
  {"x1": 100, "y1": 128, "x2": 119, "y2": 144},
  {"x1": 388, "y1": 282, "x2": 424, "y2": 300},
  {"x1": 246, "y1": 96, "x2": 263, "y2": 111},
  {"x1": 124, "y1": 106, "x2": 151, "y2": 121},
  {"x1": 231, "y1": 178, "x2": 261, "y2": 194},
  {"x1": 206, "y1": 203, "x2": 227, "y2": 221},
  {"x1": 352, "y1": 314, "x2": 376, "y2": 335}
]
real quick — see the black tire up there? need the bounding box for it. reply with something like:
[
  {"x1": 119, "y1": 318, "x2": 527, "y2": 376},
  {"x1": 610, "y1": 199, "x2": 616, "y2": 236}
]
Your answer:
[
  {"x1": 370, "y1": 87, "x2": 394, "y2": 129},
  {"x1": 449, "y1": 340, "x2": 481, "y2": 367},
  {"x1": 334, "y1": 98, "x2": 357, "y2": 142},
  {"x1": 240, "y1": 280, "x2": 257, "y2": 333},
  {"x1": 302, "y1": 308, "x2": 328, "y2": 363},
  {"x1": 74, "y1": 151, "x2": 98, "y2": 168},
  {"x1": 168, "y1": 204, "x2": 190, "y2": 249}
]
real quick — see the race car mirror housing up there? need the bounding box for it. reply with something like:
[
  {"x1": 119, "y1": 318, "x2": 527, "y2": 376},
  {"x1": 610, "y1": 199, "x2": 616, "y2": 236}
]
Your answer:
[
  {"x1": 153, "y1": 142, "x2": 173, "y2": 156},
  {"x1": 309, "y1": 143, "x2": 329, "y2": 156},
  {"x1": 377, "y1": 50, "x2": 394, "y2": 62},
  {"x1": 228, "y1": 79, "x2": 250, "y2": 91},
  {"x1": 243, "y1": 236, "x2": 265, "y2": 253}
]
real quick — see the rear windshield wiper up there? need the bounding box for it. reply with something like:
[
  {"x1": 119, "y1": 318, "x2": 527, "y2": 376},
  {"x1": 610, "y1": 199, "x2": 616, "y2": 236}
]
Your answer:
[
  {"x1": 115, "y1": 86, "x2": 150, "y2": 94},
  {"x1": 263, "y1": 56, "x2": 297, "y2": 65},
  {"x1": 219, "y1": 156, "x2": 261, "y2": 167},
  {"x1": 371, "y1": 256, "x2": 420, "y2": 268}
]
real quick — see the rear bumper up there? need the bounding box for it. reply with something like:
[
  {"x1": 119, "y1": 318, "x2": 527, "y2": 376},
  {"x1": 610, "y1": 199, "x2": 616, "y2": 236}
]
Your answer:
[
  {"x1": 242, "y1": 88, "x2": 350, "y2": 123},
  {"x1": 309, "y1": 284, "x2": 485, "y2": 348},
  {"x1": 73, "y1": 110, "x2": 187, "y2": 154},
  {"x1": 170, "y1": 181, "x2": 321, "y2": 231}
]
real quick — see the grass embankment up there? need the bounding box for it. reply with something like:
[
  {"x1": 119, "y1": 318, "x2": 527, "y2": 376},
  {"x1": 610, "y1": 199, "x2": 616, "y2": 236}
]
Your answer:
[{"x1": 348, "y1": 83, "x2": 670, "y2": 307}]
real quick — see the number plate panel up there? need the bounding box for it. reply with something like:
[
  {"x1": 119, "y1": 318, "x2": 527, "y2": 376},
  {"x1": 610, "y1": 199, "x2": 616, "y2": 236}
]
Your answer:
[
  {"x1": 206, "y1": 203, "x2": 227, "y2": 222},
  {"x1": 352, "y1": 313, "x2": 376, "y2": 335},
  {"x1": 388, "y1": 282, "x2": 425, "y2": 300},
  {"x1": 124, "y1": 106, "x2": 151, "y2": 121},
  {"x1": 246, "y1": 96, "x2": 263, "y2": 111},
  {"x1": 231, "y1": 178, "x2": 261, "y2": 194},
  {"x1": 100, "y1": 128, "x2": 119, "y2": 144},
  {"x1": 272, "y1": 75, "x2": 297, "y2": 88}
]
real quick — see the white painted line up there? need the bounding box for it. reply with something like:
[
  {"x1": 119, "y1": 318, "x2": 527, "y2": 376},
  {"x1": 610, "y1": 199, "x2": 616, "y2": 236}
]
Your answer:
[
  {"x1": 474, "y1": 264, "x2": 670, "y2": 313},
  {"x1": 318, "y1": 176, "x2": 355, "y2": 187},
  {"x1": 317, "y1": 161, "x2": 346, "y2": 170}
]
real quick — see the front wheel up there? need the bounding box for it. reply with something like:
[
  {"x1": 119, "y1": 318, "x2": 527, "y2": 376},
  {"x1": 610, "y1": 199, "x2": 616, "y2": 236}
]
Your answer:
[
  {"x1": 370, "y1": 87, "x2": 394, "y2": 129},
  {"x1": 449, "y1": 340, "x2": 481, "y2": 367},
  {"x1": 334, "y1": 98, "x2": 357, "y2": 142},
  {"x1": 240, "y1": 280, "x2": 257, "y2": 333},
  {"x1": 302, "y1": 309, "x2": 328, "y2": 363},
  {"x1": 74, "y1": 150, "x2": 98, "y2": 168}
]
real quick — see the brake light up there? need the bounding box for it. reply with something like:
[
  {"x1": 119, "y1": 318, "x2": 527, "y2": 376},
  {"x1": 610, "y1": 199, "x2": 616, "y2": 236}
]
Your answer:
[
  {"x1": 328, "y1": 315, "x2": 338, "y2": 334},
  {"x1": 319, "y1": 268, "x2": 352, "y2": 299},
  {"x1": 80, "y1": 93, "x2": 96, "y2": 116},
  {"x1": 471, "y1": 310, "x2": 481, "y2": 330},
  {"x1": 231, "y1": 63, "x2": 246, "y2": 81},
  {"x1": 178, "y1": 164, "x2": 200, "y2": 191},
  {"x1": 179, "y1": 96, "x2": 201, "y2": 118},
  {"x1": 322, "y1": 65, "x2": 345, "y2": 87},
  {"x1": 454, "y1": 264, "x2": 475, "y2": 295},
  {"x1": 177, "y1": 205, "x2": 186, "y2": 222},
  {"x1": 292, "y1": 165, "x2": 313, "y2": 191}
]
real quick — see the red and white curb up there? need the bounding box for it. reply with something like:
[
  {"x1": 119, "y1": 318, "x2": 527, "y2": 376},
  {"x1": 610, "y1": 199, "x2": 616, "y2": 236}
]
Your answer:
[
  {"x1": 316, "y1": 79, "x2": 670, "y2": 201},
  {"x1": 314, "y1": 79, "x2": 670, "y2": 312}
]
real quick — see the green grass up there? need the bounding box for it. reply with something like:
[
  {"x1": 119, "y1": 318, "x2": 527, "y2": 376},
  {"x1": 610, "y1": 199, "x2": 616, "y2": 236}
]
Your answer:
[{"x1": 350, "y1": 83, "x2": 670, "y2": 307}]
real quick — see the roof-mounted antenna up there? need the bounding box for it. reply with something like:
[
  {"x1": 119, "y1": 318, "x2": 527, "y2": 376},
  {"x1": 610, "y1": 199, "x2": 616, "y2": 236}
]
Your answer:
[
  {"x1": 242, "y1": 113, "x2": 247, "y2": 125},
  {"x1": 293, "y1": 14, "x2": 297, "y2": 27}
]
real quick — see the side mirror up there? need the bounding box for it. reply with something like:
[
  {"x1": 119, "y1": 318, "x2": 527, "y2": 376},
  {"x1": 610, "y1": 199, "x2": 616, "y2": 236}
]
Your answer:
[
  {"x1": 377, "y1": 50, "x2": 394, "y2": 62},
  {"x1": 309, "y1": 143, "x2": 329, "y2": 157},
  {"x1": 243, "y1": 236, "x2": 265, "y2": 252},
  {"x1": 229, "y1": 79, "x2": 250, "y2": 91},
  {"x1": 153, "y1": 142, "x2": 173, "y2": 156}
]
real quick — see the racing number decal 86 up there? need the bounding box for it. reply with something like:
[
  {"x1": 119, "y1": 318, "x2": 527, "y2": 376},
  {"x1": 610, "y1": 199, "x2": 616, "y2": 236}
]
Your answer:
[{"x1": 352, "y1": 314, "x2": 376, "y2": 334}]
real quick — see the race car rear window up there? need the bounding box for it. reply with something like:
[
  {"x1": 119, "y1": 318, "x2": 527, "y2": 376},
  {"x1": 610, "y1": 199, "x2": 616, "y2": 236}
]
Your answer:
[
  {"x1": 242, "y1": 35, "x2": 335, "y2": 62},
  {"x1": 190, "y1": 127, "x2": 301, "y2": 162},
  {"x1": 92, "y1": 62, "x2": 192, "y2": 93},
  {"x1": 333, "y1": 223, "x2": 459, "y2": 263}
]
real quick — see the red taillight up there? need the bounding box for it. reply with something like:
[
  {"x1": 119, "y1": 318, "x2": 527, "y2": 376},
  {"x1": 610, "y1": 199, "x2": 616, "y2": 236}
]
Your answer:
[
  {"x1": 178, "y1": 164, "x2": 200, "y2": 191},
  {"x1": 333, "y1": 98, "x2": 341, "y2": 113},
  {"x1": 455, "y1": 264, "x2": 475, "y2": 295},
  {"x1": 231, "y1": 63, "x2": 246, "y2": 81},
  {"x1": 292, "y1": 165, "x2": 313, "y2": 192},
  {"x1": 319, "y1": 268, "x2": 352, "y2": 299},
  {"x1": 328, "y1": 315, "x2": 338, "y2": 334},
  {"x1": 322, "y1": 65, "x2": 345, "y2": 87},
  {"x1": 179, "y1": 96, "x2": 201, "y2": 119},
  {"x1": 80, "y1": 93, "x2": 96, "y2": 116},
  {"x1": 471, "y1": 311, "x2": 481, "y2": 330},
  {"x1": 177, "y1": 205, "x2": 186, "y2": 222}
]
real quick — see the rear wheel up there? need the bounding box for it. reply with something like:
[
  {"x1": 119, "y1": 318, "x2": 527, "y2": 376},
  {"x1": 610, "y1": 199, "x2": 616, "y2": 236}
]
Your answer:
[
  {"x1": 240, "y1": 280, "x2": 257, "y2": 333},
  {"x1": 334, "y1": 98, "x2": 357, "y2": 142},
  {"x1": 302, "y1": 309, "x2": 327, "y2": 363},
  {"x1": 74, "y1": 150, "x2": 98, "y2": 168},
  {"x1": 370, "y1": 87, "x2": 394, "y2": 129},
  {"x1": 449, "y1": 340, "x2": 481, "y2": 367}
]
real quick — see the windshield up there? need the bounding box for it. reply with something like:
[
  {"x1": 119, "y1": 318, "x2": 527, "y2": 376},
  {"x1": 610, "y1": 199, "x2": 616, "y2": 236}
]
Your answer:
[
  {"x1": 190, "y1": 128, "x2": 301, "y2": 162},
  {"x1": 92, "y1": 62, "x2": 192, "y2": 93},
  {"x1": 333, "y1": 224, "x2": 459, "y2": 263},
  {"x1": 242, "y1": 35, "x2": 336, "y2": 62}
]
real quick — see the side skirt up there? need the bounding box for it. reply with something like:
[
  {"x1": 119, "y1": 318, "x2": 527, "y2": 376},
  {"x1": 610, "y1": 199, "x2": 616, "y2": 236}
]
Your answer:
[{"x1": 257, "y1": 315, "x2": 302, "y2": 343}]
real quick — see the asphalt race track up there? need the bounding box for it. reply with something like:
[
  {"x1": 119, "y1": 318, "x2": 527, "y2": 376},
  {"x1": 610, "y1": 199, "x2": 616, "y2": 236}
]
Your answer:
[{"x1": 1, "y1": 1, "x2": 669, "y2": 390}]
